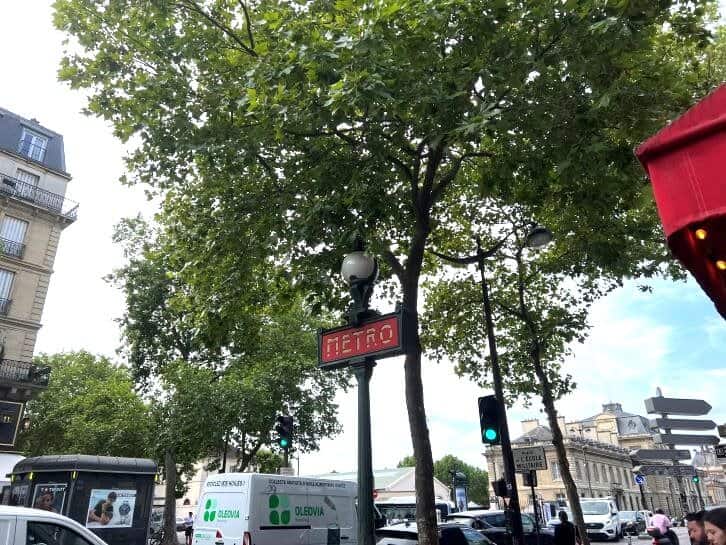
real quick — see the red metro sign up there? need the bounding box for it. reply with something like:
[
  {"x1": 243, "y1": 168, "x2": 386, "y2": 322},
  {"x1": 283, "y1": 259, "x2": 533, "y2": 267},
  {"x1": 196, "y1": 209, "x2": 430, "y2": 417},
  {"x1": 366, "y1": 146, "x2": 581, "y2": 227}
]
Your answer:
[{"x1": 317, "y1": 309, "x2": 410, "y2": 369}]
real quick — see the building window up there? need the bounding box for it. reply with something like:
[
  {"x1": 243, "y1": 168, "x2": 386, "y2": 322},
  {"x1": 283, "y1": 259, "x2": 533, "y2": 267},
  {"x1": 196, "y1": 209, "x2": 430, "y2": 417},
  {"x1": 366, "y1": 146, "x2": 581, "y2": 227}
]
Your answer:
[
  {"x1": 551, "y1": 461, "x2": 561, "y2": 481},
  {"x1": 0, "y1": 216, "x2": 28, "y2": 258},
  {"x1": 609, "y1": 466, "x2": 615, "y2": 483},
  {"x1": 18, "y1": 128, "x2": 48, "y2": 162},
  {"x1": 623, "y1": 468, "x2": 630, "y2": 487},
  {"x1": 0, "y1": 268, "x2": 15, "y2": 315},
  {"x1": 575, "y1": 461, "x2": 583, "y2": 481}
]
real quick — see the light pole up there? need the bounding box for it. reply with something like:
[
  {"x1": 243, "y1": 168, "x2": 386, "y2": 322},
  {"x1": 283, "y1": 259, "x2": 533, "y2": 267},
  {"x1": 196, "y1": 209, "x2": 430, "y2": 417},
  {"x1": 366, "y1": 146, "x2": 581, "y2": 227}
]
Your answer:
[
  {"x1": 340, "y1": 237, "x2": 379, "y2": 545},
  {"x1": 434, "y1": 224, "x2": 553, "y2": 545}
]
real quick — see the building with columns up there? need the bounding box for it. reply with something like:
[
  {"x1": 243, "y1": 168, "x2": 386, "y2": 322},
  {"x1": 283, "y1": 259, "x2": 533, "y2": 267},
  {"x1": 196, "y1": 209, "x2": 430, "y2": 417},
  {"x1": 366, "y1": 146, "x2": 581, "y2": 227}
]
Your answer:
[{"x1": 486, "y1": 403, "x2": 711, "y2": 517}]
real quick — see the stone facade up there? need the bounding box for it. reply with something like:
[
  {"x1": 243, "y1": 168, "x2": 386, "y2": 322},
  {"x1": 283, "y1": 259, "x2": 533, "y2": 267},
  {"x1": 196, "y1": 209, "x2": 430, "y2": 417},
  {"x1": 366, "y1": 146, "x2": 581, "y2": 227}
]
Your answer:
[
  {"x1": 486, "y1": 403, "x2": 715, "y2": 518},
  {"x1": 0, "y1": 108, "x2": 76, "y2": 449}
]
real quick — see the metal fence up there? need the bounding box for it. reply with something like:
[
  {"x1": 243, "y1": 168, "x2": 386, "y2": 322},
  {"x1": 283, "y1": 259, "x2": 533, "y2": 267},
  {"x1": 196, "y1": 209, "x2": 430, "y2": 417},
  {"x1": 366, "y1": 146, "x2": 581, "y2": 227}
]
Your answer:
[
  {"x1": 0, "y1": 173, "x2": 78, "y2": 220},
  {"x1": 0, "y1": 359, "x2": 51, "y2": 387},
  {"x1": 0, "y1": 237, "x2": 24, "y2": 259}
]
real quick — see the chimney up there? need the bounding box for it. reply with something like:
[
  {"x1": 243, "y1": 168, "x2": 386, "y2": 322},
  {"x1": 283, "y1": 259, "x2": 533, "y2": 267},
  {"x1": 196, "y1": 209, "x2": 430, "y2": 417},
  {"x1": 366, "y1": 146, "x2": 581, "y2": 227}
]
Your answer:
[
  {"x1": 602, "y1": 403, "x2": 623, "y2": 413},
  {"x1": 521, "y1": 419, "x2": 539, "y2": 434}
]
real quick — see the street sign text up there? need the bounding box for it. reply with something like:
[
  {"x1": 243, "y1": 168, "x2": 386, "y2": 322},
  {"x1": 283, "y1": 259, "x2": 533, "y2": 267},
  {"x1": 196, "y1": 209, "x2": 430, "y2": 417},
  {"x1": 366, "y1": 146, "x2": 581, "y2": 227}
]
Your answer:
[
  {"x1": 631, "y1": 449, "x2": 691, "y2": 461},
  {"x1": 318, "y1": 310, "x2": 409, "y2": 369},
  {"x1": 513, "y1": 446, "x2": 547, "y2": 472}
]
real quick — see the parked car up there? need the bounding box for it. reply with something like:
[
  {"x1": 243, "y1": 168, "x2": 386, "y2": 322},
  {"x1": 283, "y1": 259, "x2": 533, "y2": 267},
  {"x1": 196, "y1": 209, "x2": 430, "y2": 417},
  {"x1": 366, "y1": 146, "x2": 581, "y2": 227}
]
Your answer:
[
  {"x1": 1, "y1": 505, "x2": 109, "y2": 545},
  {"x1": 619, "y1": 511, "x2": 647, "y2": 536},
  {"x1": 446, "y1": 510, "x2": 554, "y2": 545},
  {"x1": 376, "y1": 521, "x2": 495, "y2": 545}
]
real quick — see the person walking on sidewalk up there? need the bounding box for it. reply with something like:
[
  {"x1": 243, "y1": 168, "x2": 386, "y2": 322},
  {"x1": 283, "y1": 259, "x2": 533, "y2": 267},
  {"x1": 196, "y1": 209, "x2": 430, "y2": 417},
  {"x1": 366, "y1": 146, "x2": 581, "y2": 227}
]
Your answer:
[{"x1": 555, "y1": 511, "x2": 581, "y2": 545}]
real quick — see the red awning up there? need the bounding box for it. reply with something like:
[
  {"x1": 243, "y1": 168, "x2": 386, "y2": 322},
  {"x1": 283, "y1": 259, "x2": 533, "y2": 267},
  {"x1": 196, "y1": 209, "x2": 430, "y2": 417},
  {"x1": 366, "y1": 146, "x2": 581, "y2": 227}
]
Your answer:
[{"x1": 635, "y1": 84, "x2": 726, "y2": 319}]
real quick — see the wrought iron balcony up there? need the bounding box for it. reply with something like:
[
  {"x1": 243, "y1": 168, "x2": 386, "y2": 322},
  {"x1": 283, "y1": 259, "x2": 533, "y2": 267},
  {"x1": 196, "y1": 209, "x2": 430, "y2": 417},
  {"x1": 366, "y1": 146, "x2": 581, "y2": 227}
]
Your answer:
[
  {"x1": 0, "y1": 298, "x2": 10, "y2": 316},
  {"x1": 0, "y1": 237, "x2": 24, "y2": 259},
  {"x1": 0, "y1": 359, "x2": 50, "y2": 388},
  {"x1": 0, "y1": 172, "x2": 78, "y2": 221}
]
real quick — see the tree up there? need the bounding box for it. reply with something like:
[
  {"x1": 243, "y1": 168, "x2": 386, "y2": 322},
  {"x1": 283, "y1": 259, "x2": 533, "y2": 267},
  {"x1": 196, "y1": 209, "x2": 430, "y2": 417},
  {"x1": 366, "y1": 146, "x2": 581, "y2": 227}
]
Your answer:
[
  {"x1": 54, "y1": 2, "x2": 716, "y2": 542},
  {"x1": 18, "y1": 351, "x2": 150, "y2": 458},
  {"x1": 110, "y1": 218, "x2": 347, "y2": 544},
  {"x1": 250, "y1": 449, "x2": 284, "y2": 474},
  {"x1": 398, "y1": 454, "x2": 489, "y2": 506}
]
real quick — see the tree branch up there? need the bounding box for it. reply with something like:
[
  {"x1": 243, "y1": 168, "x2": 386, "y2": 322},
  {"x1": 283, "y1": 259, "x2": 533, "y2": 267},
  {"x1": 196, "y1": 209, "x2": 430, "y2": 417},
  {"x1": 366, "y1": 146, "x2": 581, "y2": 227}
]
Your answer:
[
  {"x1": 431, "y1": 151, "x2": 494, "y2": 204},
  {"x1": 238, "y1": 1, "x2": 255, "y2": 51},
  {"x1": 177, "y1": 0, "x2": 257, "y2": 57},
  {"x1": 382, "y1": 249, "x2": 406, "y2": 283}
]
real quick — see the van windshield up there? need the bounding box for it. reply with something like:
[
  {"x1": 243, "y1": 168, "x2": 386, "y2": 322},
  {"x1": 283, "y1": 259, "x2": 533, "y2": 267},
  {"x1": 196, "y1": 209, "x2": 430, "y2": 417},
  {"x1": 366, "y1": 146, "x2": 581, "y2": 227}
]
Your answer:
[{"x1": 582, "y1": 502, "x2": 610, "y2": 515}]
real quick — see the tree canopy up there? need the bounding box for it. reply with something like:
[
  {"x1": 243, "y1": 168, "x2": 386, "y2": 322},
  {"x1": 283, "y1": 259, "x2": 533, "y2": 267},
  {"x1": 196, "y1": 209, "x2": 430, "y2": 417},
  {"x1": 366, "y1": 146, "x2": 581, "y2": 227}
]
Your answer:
[{"x1": 18, "y1": 351, "x2": 150, "y2": 458}]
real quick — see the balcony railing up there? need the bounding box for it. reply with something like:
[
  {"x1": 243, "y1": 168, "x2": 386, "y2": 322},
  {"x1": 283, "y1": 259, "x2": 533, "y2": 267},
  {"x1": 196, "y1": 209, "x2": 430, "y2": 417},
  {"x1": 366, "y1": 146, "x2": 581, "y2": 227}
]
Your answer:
[
  {"x1": 0, "y1": 237, "x2": 24, "y2": 259},
  {"x1": 0, "y1": 173, "x2": 78, "y2": 220},
  {"x1": 0, "y1": 298, "x2": 10, "y2": 316},
  {"x1": 0, "y1": 359, "x2": 50, "y2": 388}
]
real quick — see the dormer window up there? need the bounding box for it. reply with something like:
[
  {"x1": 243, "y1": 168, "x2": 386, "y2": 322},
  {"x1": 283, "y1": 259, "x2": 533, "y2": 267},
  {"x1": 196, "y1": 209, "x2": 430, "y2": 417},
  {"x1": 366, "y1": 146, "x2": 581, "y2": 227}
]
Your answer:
[{"x1": 18, "y1": 128, "x2": 48, "y2": 162}]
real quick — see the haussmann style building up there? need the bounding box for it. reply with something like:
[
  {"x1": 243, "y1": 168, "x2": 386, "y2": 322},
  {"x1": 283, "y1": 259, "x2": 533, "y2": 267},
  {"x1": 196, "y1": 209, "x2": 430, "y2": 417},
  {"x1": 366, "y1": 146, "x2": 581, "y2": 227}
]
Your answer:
[{"x1": 0, "y1": 107, "x2": 77, "y2": 451}]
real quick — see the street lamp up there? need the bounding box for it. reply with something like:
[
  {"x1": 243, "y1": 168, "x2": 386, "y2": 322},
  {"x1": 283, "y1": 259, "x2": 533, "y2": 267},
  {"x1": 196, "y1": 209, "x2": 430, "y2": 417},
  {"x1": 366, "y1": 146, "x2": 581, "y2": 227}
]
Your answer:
[
  {"x1": 433, "y1": 223, "x2": 553, "y2": 545},
  {"x1": 341, "y1": 236, "x2": 378, "y2": 545}
]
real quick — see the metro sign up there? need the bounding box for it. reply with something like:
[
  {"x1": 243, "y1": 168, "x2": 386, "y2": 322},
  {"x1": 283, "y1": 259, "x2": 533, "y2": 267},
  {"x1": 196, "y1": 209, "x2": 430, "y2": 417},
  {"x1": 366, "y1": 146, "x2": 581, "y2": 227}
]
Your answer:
[{"x1": 317, "y1": 307, "x2": 411, "y2": 370}]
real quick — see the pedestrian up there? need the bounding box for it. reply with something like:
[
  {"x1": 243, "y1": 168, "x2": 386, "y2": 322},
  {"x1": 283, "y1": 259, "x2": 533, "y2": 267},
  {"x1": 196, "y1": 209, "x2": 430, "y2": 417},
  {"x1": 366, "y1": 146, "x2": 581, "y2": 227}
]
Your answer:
[
  {"x1": 686, "y1": 511, "x2": 707, "y2": 545},
  {"x1": 183, "y1": 511, "x2": 194, "y2": 545},
  {"x1": 651, "y1": 509, "x2": 672, "y2": 536},
  {"x1": 554, "y1": 511, "x2": 581, "y2": 545},
  {"x1": 703, "y1": 507, "x2": 726, "y2": 545}
]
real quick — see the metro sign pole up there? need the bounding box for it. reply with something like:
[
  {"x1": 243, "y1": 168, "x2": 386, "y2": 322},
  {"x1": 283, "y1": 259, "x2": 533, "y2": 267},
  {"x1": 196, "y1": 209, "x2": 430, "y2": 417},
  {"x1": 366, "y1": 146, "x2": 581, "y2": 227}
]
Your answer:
[{"x1": 318, "y1": 240, "x2": 412, "y2": 545}]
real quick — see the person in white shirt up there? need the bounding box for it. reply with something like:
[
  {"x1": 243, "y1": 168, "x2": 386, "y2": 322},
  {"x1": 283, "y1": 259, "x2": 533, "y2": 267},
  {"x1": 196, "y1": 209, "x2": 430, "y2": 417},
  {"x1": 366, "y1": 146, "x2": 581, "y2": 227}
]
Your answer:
[{"x1": 183, "y1": 512, "x2": 194, "y2": 545}]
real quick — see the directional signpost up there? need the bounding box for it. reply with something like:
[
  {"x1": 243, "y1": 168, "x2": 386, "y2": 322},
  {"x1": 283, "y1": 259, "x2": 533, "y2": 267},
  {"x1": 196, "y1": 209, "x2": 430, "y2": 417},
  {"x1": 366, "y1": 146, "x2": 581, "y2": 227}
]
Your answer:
[
  {"x1": 644, "y1": 390, "x2": 717, "y2": 513},
  {"x1": 631, "y1": 448, "x2": 691, "y2": 461},
  {"x1": 633, "y1": 464, "x2": 697, "y2": 477}
]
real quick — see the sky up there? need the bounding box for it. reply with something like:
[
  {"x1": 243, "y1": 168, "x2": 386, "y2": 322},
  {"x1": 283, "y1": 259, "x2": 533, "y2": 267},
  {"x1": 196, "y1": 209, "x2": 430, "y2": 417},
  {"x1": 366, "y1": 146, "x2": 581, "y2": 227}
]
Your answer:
[{"x1": 0, "y1": 2, "x2": 724, "y2": 477}]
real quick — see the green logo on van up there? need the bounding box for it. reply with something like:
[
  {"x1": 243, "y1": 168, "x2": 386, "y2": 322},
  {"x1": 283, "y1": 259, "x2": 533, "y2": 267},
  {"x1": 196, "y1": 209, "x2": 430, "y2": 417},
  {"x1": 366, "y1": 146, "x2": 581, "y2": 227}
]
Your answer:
[
  {"x1": 269, "y1": 494, "x2": 291, "y2": 525},
  {"x1": 204, "y1": 499, "x2": 217, "y2": 522},
  {"x1": 203, "y1": 498, "x2": 240, "y2": 522}
]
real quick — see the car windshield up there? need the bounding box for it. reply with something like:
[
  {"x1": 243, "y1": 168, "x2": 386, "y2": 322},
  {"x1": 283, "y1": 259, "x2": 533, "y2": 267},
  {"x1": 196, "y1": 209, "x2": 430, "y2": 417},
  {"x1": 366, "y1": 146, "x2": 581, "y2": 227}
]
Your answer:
[
  {"x1": 582, "y1": 502, "x2": 610, "y2": 515},
  {"x1": 620, "y1": 511, "x2": 636, "y2": 521}
]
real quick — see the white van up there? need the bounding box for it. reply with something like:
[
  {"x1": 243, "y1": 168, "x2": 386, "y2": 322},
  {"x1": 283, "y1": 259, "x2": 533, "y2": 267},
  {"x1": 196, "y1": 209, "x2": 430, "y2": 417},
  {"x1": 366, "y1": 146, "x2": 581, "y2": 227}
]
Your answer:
[
  {"x1": 580, "y1": 497, "x2": 621, "y2": 541},
  {"x1": 192, "y1": 473, "x2": 357, "y2": 545}
]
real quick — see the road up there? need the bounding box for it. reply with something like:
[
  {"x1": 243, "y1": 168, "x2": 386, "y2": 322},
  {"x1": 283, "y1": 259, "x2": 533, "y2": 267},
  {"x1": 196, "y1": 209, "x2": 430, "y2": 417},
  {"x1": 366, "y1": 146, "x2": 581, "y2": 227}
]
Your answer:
[{"x1": 609, "y1": 526, "x2": 688, "y2": 545}]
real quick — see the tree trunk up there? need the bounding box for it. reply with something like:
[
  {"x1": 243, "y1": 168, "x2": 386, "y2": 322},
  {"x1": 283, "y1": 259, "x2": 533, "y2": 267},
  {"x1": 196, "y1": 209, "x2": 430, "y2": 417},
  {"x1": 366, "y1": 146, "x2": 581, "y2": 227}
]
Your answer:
[
  {"x1": 402, "y1": 282, "x2": 438, "y2": 545},
  {"x1": 530, "y1": 349, "x2": 590, "y2": 545},
  {"x1": 163, "y1": 449, "x2": 178, "y2": 545}
]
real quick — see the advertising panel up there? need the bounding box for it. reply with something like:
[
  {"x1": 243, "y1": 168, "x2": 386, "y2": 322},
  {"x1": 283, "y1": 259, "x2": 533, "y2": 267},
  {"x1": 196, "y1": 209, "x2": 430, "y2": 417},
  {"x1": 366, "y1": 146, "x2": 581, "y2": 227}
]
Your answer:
[
  {"x1": 86, "y1": 489, "x2": 137, "y2": 528},
  {"x1": 32, "y1": 483, "x2": 67, "y2": 513}
]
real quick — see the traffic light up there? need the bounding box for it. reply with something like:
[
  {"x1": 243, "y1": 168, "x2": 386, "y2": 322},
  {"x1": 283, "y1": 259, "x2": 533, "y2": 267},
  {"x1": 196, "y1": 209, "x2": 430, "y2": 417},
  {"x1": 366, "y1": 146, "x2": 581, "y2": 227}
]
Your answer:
[
  {"x1": 275, "y1": 415, "x2": 294, "y2": 450},
  {"x1": 692, "y1": 475, "x2": 700, "y2": 484},
  {"x1": 478, "y1": 395, "x2": 502, "y2": 445}
]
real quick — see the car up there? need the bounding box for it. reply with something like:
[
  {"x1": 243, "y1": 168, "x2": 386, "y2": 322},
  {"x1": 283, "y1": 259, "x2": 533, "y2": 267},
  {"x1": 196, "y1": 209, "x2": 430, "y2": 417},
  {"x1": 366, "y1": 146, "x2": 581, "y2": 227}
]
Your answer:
[
  {"x1": 376, "y1": 521, "x2": 495, "y2": 545},
  {"x1": 619, "y1": 511, "x2": 647, "y2": 536},
  {"x1": 0, "y1": 504, "x2": 109, "y2": 545},
  {"x1": 446, "y1": 510, "x2": 555, "y2": 545}
]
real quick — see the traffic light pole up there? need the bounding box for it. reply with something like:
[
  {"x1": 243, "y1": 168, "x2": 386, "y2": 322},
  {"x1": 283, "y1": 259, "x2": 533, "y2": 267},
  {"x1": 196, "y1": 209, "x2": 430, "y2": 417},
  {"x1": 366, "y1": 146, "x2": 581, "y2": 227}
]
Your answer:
[{"x1": 478, "y1": 250, "x2": 525, "y2": 545}]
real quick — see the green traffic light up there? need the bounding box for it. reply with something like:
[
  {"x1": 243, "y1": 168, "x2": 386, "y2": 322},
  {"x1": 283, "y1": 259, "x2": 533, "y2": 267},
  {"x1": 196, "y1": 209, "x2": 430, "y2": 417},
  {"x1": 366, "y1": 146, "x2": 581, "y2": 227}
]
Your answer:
[
  {"x1": 692, "y1": 476, "x2": 700, "y2": 483},
  {"x1": 279, "y1": 438, "x2": 289, "y2": 448},
  {"x1": 484, "y1": 429, "x2": 498, "y2": 441}
]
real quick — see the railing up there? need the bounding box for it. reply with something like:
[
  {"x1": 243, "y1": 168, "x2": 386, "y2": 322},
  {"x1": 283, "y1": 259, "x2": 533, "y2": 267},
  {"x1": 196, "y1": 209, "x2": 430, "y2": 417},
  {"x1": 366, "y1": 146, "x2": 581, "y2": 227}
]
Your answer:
[
  {"x1": 0, "y1": 298, "x2": 10, "y2": 316},
  {"x1": 0, "y1": 237, "x2": 24, "y2": 259},
  {"x1": 0, "y1": 173, "x2": 78, "y2": 220},
  {"x1": 0, "y1": 359, "x2": 50, "y2": 387}
]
